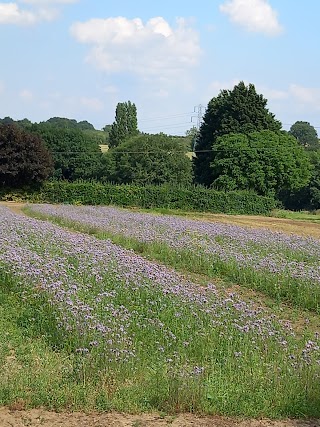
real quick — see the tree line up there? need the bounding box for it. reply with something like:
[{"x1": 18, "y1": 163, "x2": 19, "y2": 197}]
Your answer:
[{"x1": 0, "y1": 82, "x2": 319, "y2": 210}]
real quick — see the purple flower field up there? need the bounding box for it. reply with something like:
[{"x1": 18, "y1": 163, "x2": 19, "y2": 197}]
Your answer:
[
  {"x1": 1, "y1": 205, "x2": 320, "y2": 415},
  {"x1": 28, "y1": 204, "x2": 320, "y2": 311}
]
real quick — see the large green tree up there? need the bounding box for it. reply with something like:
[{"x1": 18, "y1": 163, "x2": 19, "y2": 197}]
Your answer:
[
  {"x1": 194, "y1": 82, "x2": 282, "y2": 186},
  {"x1": 0, "y1": 124, "x2": 53, "y2": 187},
  {"x1": 210, "y1": 130, "x2": 311, "y2": 196},
  {"x1": 107, "y1": 133, "x2": 193, "y2": 185},
  {"x1": 289, "y1": 121, "x2": 319, "y2": 150},
  {"x1": 31, "y1": 124, "x2": 106, "y2": 181},
  {"x1": 109, "y1": 101, "x2": 138, "y2": 148}
]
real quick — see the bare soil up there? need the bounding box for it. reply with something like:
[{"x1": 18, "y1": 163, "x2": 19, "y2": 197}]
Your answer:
[{"x1": 0, "y1": 408, "x2": 319, "y2": 427}]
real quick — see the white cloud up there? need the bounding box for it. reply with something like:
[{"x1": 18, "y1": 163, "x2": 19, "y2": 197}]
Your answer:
[
  {"x1": 0, "y1": 3, "x2": 37, "y2": 25},
  {"x1": 0, "y1": 0, "x2": 78, "y2": 25},
  {"x1": 289, "y1": 84, "x2": 320, "y2": 110},
  {"x1": 219, "y1": 0, "x2": 283, "y2": 36},
  {"x1": 70, "y1": 16, "x2": 201, "y2": 81},
  {"x1": 21, "y1": 0, "x2": 77, "y2": 4},
  {"x1": 261, "y1": 87, "x2": 288, "y2": 101},
  {"x1": 80, "y1": 97, "x2": 104, "y2": 111},
  {"x1": 103, "y1": 85, "x2": 119, "y2": 95},
  {"x1": 19, "y1": 89, "x2": 34, "y2": 100}
]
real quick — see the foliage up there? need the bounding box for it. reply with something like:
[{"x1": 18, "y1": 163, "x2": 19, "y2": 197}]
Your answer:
[
  {"x1": 30, "y1": 123, "x2": 107, "y2": 181},
  {"x1": 0, "y1": 116, "x2": 15, "y2": 125},
  {"x1": 102, "y1": 124, "x2": 112, "y2": 144},
  {"x1": 109, "y1": 101, "x2": 139, "y2": 148},
  {"x1": 210, "y1": 131, "x2": 311, "y2": 196},
  {"x1": 289, "y1": 121, "x2": 319, "y2": 150},
  {"x1": 185, "y1": 126, "x2": 199, "y2": 150},
  {"x1": 0, "y1": 124, "x2": 53, "y2": 187},
  {"x1": 26, "y1": 180, "x2": 278, "y2": 215},
  {"x1": 309, "y1": 150, "x2": 320, "y2": 208},
  {"x1": 45, "y1": 117, "x2": 95, "y2": 131},
  {"x1": 193, "y1": 81, "x2": 282, "y2": 186},
  {"x1": 280, "y1": 149, "x2": 320, "y2": 210},
  {"x1": 107, "y1": 133, "x2": 193, "y2": 186}
]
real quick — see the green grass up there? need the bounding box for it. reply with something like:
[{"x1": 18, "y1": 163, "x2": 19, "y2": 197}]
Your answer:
[
  {"x1": 272, "y1": 209, "x2": 320, "y2": 222},
  {"x1": 1, "y1": 261, "x2": 319, "y2": 417},
  {"x1": 0, "y1": 275, "x2": 85, "y2": 410}
]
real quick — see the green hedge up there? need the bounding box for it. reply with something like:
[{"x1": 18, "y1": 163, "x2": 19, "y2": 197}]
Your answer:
[{"x1": 11, "y1": 181, "x2": 279, "y2": 215}]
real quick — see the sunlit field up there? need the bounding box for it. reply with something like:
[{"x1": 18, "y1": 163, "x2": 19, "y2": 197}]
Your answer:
[
  {"x1": 28, "y1": 204, "x2": 320, "y2": 313},
  {"x1": 0, "y1": 205, "x2": 319, "y2": 417}
]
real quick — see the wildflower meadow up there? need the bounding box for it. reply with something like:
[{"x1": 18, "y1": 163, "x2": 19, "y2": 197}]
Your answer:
[{"x1": 0, "y1": 205, "x2": 319, "y2": 416}]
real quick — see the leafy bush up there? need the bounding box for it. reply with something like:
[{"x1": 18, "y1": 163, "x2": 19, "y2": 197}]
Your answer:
[{"x1": 25, "y1": 181, "x2": 278, "y2": 215}]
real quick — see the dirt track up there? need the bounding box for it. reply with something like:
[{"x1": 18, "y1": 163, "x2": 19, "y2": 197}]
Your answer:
[{"x1": 0, "y1": 408, "x2": 319, "y2": 427}]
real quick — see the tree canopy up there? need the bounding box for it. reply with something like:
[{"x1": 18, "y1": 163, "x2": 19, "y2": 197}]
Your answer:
[
  {"x1": 289, "y1": 121, "x2": 319, "y2": 150},
  {"x1": 194, "y1": 81, "x2": 282, "y2": 186},
  {"x1": 109, "y1": 101, "x2": 139, "y2": 148},
  {"x1": 45, "y1": 117, "x2": 95, "y2": 131},
  {"x1": 30, "y1": 124, "x2": 106, "y2": 181},
  {"x1": 0, "y1": 124, "x2": 53, "y2": 187},
  {"x1": 210, "y1": 130, "x2": 311, "y2": 196},
  {"x1": 107, "y1": 133, "x2": 193, "y2": 186}
]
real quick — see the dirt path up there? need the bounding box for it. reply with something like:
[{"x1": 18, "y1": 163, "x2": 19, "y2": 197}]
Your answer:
[
  {"x1": 0, "y1": 201, "x2": 26, "y2": 216},
  {"x1": 0, "y1": 408, "x2": 319, "y2": 427}
]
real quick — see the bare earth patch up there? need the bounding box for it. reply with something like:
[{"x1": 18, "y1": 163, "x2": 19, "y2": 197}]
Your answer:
[{"x1": 0, "y1": 409, "x2": 319, "y2": 427}]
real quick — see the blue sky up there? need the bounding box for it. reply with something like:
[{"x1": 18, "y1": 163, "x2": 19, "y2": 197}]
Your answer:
[{"x1": 0, "y1": 0, "x2": 319, "y2": 135}]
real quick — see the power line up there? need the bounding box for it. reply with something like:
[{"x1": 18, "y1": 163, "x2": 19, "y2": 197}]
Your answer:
[{"x1": 142, "y1": 122, "x2": 192, "y2": 131}]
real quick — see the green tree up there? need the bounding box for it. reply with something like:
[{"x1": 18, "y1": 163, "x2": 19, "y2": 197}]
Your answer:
[
  {"x1": 109, "y1": 101, "x2": 138, "y2": 148},
  {"x1": 0, "y1": 124, "x2": 53, "y2": 187},
  {"x1": 289, "y1": 121, "x2": 319, "y2": 150},
  {"x1": 309, "y1": 150, "x2": 320, "y2": 208},
  {"x1": 194, "y1": 81, "x2": 281, "y2": 186},
  {"x1": 185, "y1": 126, "x2": 199, "y2": 150},
  {"x1": 31, "y1": 124, "x2": 106, "y2": 181},
  {"x1": 0, "y1": 116, "x2": 15, "y2": 125},
  {"x1": 45, "y1": 117, "x2": 95, "y2": 131},
  {"x1": 210, "y1": 130, "x2": 311, "y2": 196},
  {"x1": 107, "y1": 133, "x2": 193, "y2": 185}
]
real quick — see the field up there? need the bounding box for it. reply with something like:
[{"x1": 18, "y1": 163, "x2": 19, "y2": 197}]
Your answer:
[{"x1": 0, "y1": 203, "x2": 319, "y2": 426}]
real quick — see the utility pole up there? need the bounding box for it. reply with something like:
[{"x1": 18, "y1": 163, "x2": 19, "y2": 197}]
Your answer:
[{"x1": 190, "y1": 104, "x2": 205, "y2": 151}]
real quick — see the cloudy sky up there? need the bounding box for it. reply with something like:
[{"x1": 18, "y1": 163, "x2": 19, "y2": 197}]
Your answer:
[{"x1": 0, "y1": 0, "x2": 319, "y2": 134}]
